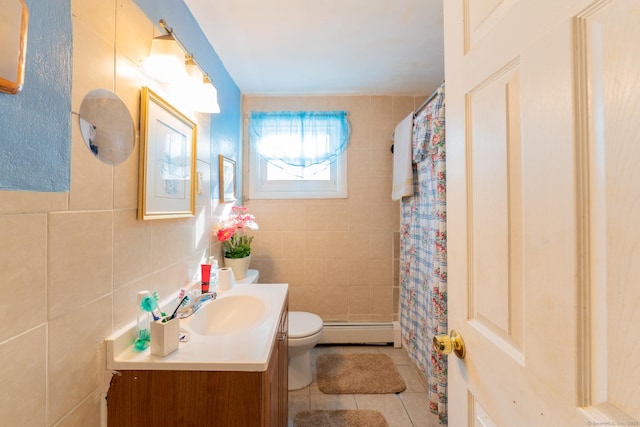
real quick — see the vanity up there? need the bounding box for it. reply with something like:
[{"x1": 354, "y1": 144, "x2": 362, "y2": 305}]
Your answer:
[{"x1": 105, "y1": 283, "x2": 289, "y2": 427}]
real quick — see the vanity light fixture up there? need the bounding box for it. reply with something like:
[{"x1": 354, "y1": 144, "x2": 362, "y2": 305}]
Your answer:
[
  {"x1": 145, "y1": 19, "x2": 220, "y2": 114},
  {"x1": 142, "y1": 33, "x2": 186, "y2": 83},
  {"x1": 185, "y1": 59, "x2": 220, "y2": 114}
]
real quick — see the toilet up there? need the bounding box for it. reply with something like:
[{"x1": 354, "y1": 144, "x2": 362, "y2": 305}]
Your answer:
[
  {"x1": 287, "y1": 311, "x2": 323, "y2": 390},
  {"x1": 233, "y1": 268, "x2": 260, "y2": 285},
  {"x1": 237, "y1": 269, "x2": 323, "y2": 390}
]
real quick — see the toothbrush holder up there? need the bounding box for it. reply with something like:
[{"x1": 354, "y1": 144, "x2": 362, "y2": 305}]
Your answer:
[{"x1": 150, "y1": 316, "x2": 180, "y2": 357}]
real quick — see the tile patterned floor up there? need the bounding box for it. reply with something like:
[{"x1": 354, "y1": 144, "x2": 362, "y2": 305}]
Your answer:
[{"x1": 288, "y1": 344, "x2": 442, "y2": 427}]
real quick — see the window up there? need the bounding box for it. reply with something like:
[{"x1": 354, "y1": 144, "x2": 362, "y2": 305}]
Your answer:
[{"x1": 248, "y1": 111, "x2": 350, "y2": 199}]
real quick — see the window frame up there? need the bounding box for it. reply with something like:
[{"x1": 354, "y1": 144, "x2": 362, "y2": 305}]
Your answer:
[{"x1": 248, "y1": 141, "x2": 348, "y2": 200}]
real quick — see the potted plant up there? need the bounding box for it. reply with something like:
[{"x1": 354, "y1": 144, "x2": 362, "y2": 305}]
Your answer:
[{"x1": 215, "y1": 206, "x2": 258, "y2": 279}]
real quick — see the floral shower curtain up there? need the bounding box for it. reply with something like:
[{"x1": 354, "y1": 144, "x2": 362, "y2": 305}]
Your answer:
[{"x1": 400, "y1": 84, "x2": 447, "y2": 424}]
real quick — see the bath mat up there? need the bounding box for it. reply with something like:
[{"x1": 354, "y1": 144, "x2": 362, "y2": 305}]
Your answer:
[
  {"x1": 316, "y1": 353, "x2": 406, "y2": 394},
  {"x1": 294, "y1": 409, "x2": 388, "y2": 427}
]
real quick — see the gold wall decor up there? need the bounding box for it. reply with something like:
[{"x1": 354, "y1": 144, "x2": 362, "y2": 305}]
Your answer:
[
  {"x1": 0, "y1": 0, "x2": 28, "y2": 94},
  {"x1": 219, "y1": 155, "x2": 236, "y2": 202},
  {"x1": 138, "y1": 87, "x2": 197, "y2": 220}
]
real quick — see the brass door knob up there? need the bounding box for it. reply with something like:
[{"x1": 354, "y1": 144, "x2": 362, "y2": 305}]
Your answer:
[{"x1": 433, "y1": 329, "x2": 466, "y2": 359}]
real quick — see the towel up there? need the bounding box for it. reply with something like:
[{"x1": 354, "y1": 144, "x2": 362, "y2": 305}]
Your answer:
[{"x1": 391, "y1": 112, "x2": 414, "y2": 200}]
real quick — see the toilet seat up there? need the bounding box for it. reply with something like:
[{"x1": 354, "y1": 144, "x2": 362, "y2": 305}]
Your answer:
[{"x1": 289, "y1": 311, "x2": 323, "y2": 339}]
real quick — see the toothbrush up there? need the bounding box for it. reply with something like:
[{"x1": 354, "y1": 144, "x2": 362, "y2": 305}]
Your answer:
[
  {"x1": 152, "y1": 291, "x2": 167, "y2": 317},
  {"x1": 140, "y1": 295, "x2": 163, "y2": 321},
  {"x1": 167, "y1": 295, "x2": 190, "y2": 321},
  {"x1": 175, "y1": 289, "x2": 186, "y2": 312}
]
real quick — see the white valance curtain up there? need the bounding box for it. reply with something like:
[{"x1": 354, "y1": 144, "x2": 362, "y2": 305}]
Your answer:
[{"x1": 248, "y1": 111, "x2": 350, "y2": 175}]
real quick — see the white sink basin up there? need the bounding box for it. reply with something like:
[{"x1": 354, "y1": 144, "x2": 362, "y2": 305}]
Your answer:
[
  {"x1": 187, "y1": 295, "x2": 267, "y2": 335},
  {"x1": 106, "y1": 283, "x2": 288, "y2": 372},
  {"x1": 106, "y1": 282, "x2": 289, "y2": 372}
]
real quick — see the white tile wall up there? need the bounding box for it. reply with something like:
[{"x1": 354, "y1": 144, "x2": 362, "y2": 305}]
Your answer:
[
  {"x1": 0, "y1": 0, "x2": 215, "y2": 424},
  {"x1": 243, "y1": 94, "x2": 428, "y2": 323}
]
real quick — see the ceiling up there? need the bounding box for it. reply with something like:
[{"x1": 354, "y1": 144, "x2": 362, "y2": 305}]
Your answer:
[{"x1": 183, "y1": 0, "x2": 444, "y2": 96}]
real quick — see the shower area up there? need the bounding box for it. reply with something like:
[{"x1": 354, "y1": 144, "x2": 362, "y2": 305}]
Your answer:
[{"x1": 398, "y1": 84, "x2": 448, "y2": 424}]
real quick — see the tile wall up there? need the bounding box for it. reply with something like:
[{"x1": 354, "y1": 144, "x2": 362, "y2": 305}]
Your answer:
[
  {"x1": 0, "y1": 1, "x2": 215, "y2": 425},
  {"x1": 242, "y1": 95, "x2": 427, "y2": 323}
]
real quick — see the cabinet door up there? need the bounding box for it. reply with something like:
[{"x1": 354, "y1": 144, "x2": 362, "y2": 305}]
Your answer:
[
  {"x1": 263, "y1": 301, "x2": 288, "y2": 427},
  {"x1": 263, "y1": 339, "x2": 279, "y2": 427},
  {"x1": 108, "y1": 370, "x2": 262, "y2": 427},
  {"x1": 278, "y1": 308, "x2": 288, "y2": 427}
]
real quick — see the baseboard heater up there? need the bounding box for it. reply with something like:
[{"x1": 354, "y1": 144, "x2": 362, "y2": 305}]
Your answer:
[{"x1": 319, "y1": 321, "x2": 401, "y2": 348}]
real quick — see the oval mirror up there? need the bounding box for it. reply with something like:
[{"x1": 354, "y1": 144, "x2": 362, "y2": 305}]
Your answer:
[{"x1": 79, "y1": 89, "x2": 135, "y2": 165}]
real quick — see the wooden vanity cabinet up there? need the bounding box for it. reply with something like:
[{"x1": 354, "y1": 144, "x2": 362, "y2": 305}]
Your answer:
[
  {"x1": 107, "y1": 300, "x2": 289, "y2": 427},
  {"x1": 263, "y1": 300, "x2": 288, "y2": 427}
]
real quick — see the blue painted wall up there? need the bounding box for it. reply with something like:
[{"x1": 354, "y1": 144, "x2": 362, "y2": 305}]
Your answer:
[
  {"x1": 134, "y1": 0, "x2": 242, "y2": 201},
  {"x1": 0, "y1": 0, "x2": 239, "y2": 195},
  {"x1": 0, "y1": 0, "x2": 72, "y2": 192}
]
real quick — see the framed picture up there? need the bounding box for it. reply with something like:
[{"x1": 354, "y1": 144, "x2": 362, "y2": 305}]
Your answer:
[
  {"x1": 0, "y1": 0, "x2": 29, "y2": 94},
  {"x1": 138, "y1": 87, "x2": 197, "y2": 220},
  {"x1": 219, "y1": 155, "x2": 236, "y2": 202}
]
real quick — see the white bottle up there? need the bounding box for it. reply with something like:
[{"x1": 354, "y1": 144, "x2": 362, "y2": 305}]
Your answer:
[{"x1": 209, "y1": 256, "x2": 219, "y2": 288}]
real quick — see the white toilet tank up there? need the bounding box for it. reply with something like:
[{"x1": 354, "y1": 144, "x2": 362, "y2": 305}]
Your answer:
[{"x1": 234, "y1": 269, "x2": 259, "y2": 284}]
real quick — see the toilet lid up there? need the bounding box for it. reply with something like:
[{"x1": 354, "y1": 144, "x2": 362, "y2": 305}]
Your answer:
[{"x1": 289, "y1": 311, "x2": 323, "y2": 338}]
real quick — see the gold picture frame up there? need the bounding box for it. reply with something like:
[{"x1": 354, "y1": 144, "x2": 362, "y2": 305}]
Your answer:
[
  {"x1": 0, "y1": 0, "x2": 29, "y2": 94},
  {"x1": 219, "y1": 155, "x2": 236, "y2": 202},
  {"x1": 138, "y1": 87, "x2": 197, "y2": 220}
]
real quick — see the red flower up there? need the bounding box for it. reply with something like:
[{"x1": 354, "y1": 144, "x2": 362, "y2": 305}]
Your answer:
[{"x1": 217, "y1": 227, "x2": 236, "y2": 242}]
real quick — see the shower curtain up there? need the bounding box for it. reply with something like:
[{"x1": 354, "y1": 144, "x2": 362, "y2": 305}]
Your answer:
[{"x1": 400, "y1": 84, "x2": 447, "y2": 424}]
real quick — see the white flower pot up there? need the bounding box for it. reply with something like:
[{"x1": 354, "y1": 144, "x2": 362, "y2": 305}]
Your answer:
[{"x1": 223, "y1": 255, "x2": 251, "y2": 280}]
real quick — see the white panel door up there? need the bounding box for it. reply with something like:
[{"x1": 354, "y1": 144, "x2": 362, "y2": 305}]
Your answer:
[{"x1": 444, "y1": 0, "x2": 640, "y2": 425}]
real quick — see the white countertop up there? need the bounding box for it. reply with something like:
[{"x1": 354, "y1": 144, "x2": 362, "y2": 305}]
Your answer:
[{"x1": 106, "y1": 283, "x2": 288, "y2": 372}]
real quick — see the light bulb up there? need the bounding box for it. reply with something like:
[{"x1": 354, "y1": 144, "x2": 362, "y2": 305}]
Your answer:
[{"x1": 143, "y1": 34, "x2": 186, "y2": 83}]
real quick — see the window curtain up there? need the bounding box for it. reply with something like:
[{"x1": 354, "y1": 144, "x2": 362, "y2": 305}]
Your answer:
[
  {"x1": 400, "y1": 84, "x2": 447, "y2": 424},
  {"x1": 248, "y1": 111, "x2": 350, "y2": 171}
]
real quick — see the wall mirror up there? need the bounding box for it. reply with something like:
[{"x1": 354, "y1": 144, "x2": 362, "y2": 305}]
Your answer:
[
  {"x1": 0, "y1": 0, "x2": 28, "y2": 94},
  {"x1": 79, "y1": 89, "x2": 135, "y2": 165}
]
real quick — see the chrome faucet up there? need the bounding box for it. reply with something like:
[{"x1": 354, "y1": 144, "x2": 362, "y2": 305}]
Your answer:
[{"x1": 178, "y1": 292, "x2": 217, "y2": 318}]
